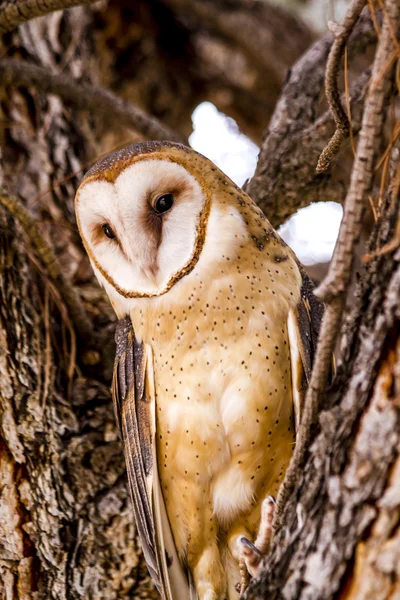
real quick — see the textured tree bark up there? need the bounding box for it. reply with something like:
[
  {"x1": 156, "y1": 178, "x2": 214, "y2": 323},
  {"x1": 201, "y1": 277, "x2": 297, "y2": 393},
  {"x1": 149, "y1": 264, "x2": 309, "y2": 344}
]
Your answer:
[
  {"x1": 244, "y1": 2, "x2": 400, "y2": 595},
  {"x1": 0, "y1": 6, "x2": 158, "y2": 599}
]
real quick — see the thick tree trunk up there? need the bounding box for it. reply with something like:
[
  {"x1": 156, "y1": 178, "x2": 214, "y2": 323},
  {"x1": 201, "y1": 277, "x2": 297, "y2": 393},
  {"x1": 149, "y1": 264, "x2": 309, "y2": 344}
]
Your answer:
[{"x1": 0, "y1": 6, "x2": 157, "y2": 598}]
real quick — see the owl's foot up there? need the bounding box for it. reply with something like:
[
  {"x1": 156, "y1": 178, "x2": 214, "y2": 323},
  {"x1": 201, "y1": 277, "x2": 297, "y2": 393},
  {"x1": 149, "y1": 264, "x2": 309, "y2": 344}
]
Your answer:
[{"x1": 238, "y1": 496, "x2": 275, "y2": 594}]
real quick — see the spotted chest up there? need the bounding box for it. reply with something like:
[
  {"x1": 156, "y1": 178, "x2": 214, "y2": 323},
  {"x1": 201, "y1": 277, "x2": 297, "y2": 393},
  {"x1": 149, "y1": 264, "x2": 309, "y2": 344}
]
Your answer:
[{"x1": 129, "y1": 243, "x2": 299, "y2": 539}]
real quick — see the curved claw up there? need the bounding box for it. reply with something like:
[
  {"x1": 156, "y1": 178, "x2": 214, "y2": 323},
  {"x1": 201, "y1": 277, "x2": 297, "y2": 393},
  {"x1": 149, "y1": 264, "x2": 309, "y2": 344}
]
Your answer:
[
  {"x1": 238, "y1": 495, "x2": 276, "y2": 591},
  {"x1": 239, "y1": 537, "x2": 263, "y2": 576}
]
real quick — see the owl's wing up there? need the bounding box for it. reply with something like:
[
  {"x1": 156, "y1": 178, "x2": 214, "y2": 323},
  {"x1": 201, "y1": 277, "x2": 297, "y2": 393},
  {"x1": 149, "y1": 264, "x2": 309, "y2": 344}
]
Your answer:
[
  {"x1": 287, "y1": 271, "x2": 333, "y2": 430},
  {"x1": 112, "y1": 317, "x2": 195, "y2": 600}
]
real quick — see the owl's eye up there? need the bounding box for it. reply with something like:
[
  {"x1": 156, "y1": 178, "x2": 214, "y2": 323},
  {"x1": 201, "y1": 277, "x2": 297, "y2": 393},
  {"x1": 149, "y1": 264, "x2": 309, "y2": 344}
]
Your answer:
[
  {"x1": 102, "y1": 223, "x2": 116, "y2": 239},
  {"x1": 154, "y1": 194, "x2": 174, "y2": 214}
]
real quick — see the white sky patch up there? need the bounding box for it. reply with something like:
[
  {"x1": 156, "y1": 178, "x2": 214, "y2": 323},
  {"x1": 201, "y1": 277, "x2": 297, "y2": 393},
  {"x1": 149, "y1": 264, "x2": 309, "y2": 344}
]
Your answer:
[
  {"x1": 189, "y1": 102, "x2": 259, "y2": 187},
  {"x1": 189, "y1": 101, "x2": 342, "y2": 266},
  {"x1": 268, "y1": 0, "x2": 352, "y2": 34},
  {"x1": 279, "y1": 202, "x2": 343, "y2": 265}
]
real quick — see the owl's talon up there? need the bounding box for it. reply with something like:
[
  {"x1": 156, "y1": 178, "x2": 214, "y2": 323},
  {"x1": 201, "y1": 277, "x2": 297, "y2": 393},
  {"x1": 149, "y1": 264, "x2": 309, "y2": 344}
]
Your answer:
[
  {"x1": 238, "y1": 496, "x2": 276, "y2": 591},
  {"x1": 239, "y1": 537, "x2": 263, "y2": 577},
  {"x1": 240, "y1": 537, "x2": 262, "y2": 554},
  {"x1": 255, "y1": 496, "x2": 275, "y2": 555}
]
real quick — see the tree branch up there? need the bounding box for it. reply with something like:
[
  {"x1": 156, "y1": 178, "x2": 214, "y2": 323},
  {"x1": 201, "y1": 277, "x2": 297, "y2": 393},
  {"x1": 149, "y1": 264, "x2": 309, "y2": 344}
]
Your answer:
[
  {"x1": 248, "y1": 40, "x2": 400, "y2": 600},
  {"x1": 246, "y1": 11, "x2": 378, "y2": 228},
  {"x1": 0, "y1": 0, "x2": 99, "y2": 34},
  {"x1": 0, "y1": 59, "x2": 184, "y2": 143},
  {"x1": 316, "y1": 0, "x2": 367, "y2": 173}
]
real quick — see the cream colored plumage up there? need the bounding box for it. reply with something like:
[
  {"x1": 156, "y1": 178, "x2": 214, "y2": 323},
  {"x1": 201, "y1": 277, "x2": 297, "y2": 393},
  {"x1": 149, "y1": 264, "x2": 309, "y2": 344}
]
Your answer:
[{"x1": 75, "y1": 141, "x2": 324, "y2": 599}]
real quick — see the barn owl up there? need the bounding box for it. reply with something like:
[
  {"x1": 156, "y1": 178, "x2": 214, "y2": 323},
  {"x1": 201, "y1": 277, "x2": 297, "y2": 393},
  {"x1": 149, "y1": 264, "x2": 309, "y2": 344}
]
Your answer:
[{"x1": 75, "y1": 141, "x2": 324, "y2": 599}]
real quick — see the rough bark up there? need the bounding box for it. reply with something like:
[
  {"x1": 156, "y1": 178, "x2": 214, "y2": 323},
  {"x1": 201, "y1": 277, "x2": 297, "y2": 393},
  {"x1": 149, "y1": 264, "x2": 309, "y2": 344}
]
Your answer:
[
  {"x1": 0, "y1": 0, "x2": 98, "y2": 33},
  {"x1": 0, "y1": 5, "x2": 157, "y2": 598},
  {"x1": 246, "y1": 1, "x2": 400, "y2": 596},
  {"x1": 0, "y1": 58, "x2": 183, "y2": 142}
]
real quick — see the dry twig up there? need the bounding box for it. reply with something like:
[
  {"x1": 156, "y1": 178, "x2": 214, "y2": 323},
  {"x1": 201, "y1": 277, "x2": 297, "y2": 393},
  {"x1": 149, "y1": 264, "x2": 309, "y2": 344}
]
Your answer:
[
  {"x1": 305, "y1": 67, "x2": 371, "y2": 145},
  {"x1": 0, "y1": 0, "x2": 100, "y2": 34},
  {"x1": 0, "y1": 189, "x2": 93, "y2": 341},
  {"x1": 246, "y1": 12, "x2": 378, "y2": 227},
  {"x1": 0, "y1": 59, "x2": 184, "y2": 143},
  {"x1": 316, "y1": 0, "x2": 367, "y2": 172}
]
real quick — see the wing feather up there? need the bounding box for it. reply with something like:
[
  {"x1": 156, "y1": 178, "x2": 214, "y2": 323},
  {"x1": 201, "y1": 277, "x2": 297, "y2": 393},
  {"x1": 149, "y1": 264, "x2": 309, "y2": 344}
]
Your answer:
[
  {"x1": 287, "y1": 270, "x2": 330, "y2": 430},
  {"x1": 112, "y1": 317, "x2": 195, "y2": 600}
]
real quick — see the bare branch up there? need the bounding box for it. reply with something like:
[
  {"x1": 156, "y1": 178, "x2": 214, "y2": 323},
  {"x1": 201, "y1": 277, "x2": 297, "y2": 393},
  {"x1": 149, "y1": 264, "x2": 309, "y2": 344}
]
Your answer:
[
  {"x1": 316, "y1": 0, "x2": 367, "y2": 173},
  {"x1": 0, "y1": 59, "x2": 184, "y2": 143},
  {"x1": 246, "y1": 12, "x2": 378, "y2": 228},
  {"x1": 0, "y1": 189, "x2": 93, "y2": 342},
  {"x1": 0, "y1": 0, "x2": 99, "y2": 34}
]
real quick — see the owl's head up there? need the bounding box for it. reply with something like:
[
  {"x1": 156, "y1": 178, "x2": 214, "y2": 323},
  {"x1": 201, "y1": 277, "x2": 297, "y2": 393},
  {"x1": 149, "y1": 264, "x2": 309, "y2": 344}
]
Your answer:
[{"x1": 75, "y1": 142, "x2": 219, "y2": 304}]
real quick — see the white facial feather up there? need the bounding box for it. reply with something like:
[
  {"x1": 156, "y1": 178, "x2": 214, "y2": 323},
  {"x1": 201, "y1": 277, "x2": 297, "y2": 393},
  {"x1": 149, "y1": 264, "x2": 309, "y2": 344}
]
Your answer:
[
  {"x1": 101, "y1": 200, "x2": 249, "y2": 319},
  {"x1": 76, "y1": 159, "x2": 205, "y2": 298}
]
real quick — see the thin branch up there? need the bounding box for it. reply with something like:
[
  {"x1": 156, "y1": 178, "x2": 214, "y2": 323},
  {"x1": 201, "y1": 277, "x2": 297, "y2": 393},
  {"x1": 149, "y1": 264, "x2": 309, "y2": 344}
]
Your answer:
[
  {"x1": 316, "y1": 0, "x2": 367, "y2": 173},
  {"x1": 274, "y1": 0, "x2": 400, "y2": 532},
  {"x1": 0, "y1": 189, "x2": 93, "y2": 342},
  {"x1": 304, "y1": 67, "x2": 370, "y2": 148},
  {"x1": 246, "y1": 11, "x2": 378, "y2": 227},
  {"x1": 247, "y1": 65, "x2": 370, "y2": 229},
  {"x1": 316, "y1": 0, "x2": 399, "y2": 304},
  {"x1": 344, "y1": 47, "x2": 357, "y2": 158},
  {"x1": 0, "y1": 0, "x2": 98, "y2": 34},
  {"x1": 0, "y1": 59, "x2": 184, "y2": 143}
]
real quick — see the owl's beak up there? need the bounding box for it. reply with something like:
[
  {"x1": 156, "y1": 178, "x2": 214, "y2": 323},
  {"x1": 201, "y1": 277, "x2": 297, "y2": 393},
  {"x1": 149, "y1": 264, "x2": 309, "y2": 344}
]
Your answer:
[{"x1": 141, "y1": 265, "x2": 159, "y2": 288}]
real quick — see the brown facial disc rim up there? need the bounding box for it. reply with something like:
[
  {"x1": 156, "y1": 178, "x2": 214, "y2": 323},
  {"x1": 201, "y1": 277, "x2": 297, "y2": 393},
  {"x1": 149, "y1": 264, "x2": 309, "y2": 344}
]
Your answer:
[{"x1": 75, "y1": 152, "x2": 212, "y2": 299}]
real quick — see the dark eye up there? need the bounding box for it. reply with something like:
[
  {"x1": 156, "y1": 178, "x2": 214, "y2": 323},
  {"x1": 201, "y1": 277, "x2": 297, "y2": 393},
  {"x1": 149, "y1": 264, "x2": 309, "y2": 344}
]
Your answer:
[
  {"x1": 154, "y1": 193, "x2": 174, "y2": 214},
  {"x1": 102, "y1": 223, "x2": 116, "y2": 239}
]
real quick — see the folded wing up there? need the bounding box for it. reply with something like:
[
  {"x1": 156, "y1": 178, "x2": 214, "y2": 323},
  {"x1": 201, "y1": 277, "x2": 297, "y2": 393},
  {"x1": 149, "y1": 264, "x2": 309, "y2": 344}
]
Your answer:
[
  {"x1": 112, "y1": 317, "x2": 195, "y2": 600},
  {"x1": 287, "y1": 270, "x2": 333, "y2": 430}
]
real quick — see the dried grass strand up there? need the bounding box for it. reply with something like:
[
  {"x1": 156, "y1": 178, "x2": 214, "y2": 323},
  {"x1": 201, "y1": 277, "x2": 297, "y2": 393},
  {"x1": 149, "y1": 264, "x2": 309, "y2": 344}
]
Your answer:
[{"x1": 0, "y1": 189, "x2": 93, "y2": 342}]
